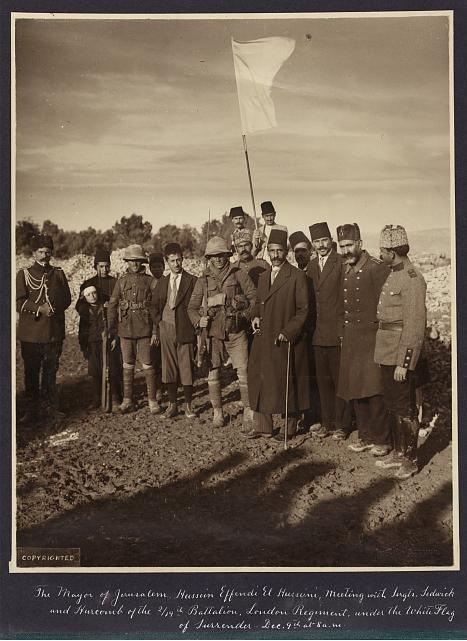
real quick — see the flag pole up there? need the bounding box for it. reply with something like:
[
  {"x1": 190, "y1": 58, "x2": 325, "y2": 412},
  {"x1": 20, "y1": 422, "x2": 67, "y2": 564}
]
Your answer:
[{"x1": 242, "y1": 134, "x2": 258, "y2": 230}]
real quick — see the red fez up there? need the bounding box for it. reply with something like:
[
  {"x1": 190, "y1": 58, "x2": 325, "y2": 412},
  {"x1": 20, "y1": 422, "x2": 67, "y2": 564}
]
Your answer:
[
  {"x1": 289, "y1": 230, "x2": 311, "y2": 250},
  {"x1": 268, "y1": 228, "x2": 288, "y2": 248},
  {"x1": 337, "y1": 223, "x2": 361, "y2": 242},
  {"x1": 309, "y1": 222, "x2": 331, "y2": 241},
  {"x1": 229, "y1": 206, "x2": 246, "y2": 218},
  {"x1": 261, "y1": 201, "x2": 276, "y2": 215}
]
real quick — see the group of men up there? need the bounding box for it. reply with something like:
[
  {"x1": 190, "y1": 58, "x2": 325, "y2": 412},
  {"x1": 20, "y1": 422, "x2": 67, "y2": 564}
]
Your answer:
[{"x1": 16, "y1": 201, "x2": 427, "y2": 479}]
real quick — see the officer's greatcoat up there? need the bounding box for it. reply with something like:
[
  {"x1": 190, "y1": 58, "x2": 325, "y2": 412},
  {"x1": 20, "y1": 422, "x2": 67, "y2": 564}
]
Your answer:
[
  {"x1": 16, "y1": 262, "x2": 71, "y2": 343},
  {"x1": 337, "y1": 250, "x2": 389, "y2": 401},
  {"x1": 374, "y1": 257, "x2": 427, "y2": 369},
  {"x1": 248, "y1": 261, "x2": 310, "y2": 414}
]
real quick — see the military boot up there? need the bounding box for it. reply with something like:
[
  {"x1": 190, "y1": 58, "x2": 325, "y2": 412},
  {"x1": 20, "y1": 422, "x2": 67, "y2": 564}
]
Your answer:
[{"x1": 119, "y1": 367, "x2": 135, "y2": 413}]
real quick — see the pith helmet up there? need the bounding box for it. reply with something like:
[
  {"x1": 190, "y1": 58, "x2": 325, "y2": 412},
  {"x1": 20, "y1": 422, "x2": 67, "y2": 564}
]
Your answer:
[
  {"x1": 123, "y1": 244, "x2": 148, "y2": 262},
  {"x1": 205, "y1": 236, "x2": 232, "y2": 257}
]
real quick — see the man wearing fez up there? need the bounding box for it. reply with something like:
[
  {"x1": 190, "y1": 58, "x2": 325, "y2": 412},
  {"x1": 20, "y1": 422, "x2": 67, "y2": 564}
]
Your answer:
[
  {"x1": 188, "y1": 236, "x2": 256, "y2": 429},
  {"x1": 76, "y1": 247, "x2": 123, "y2": 405},
  {"x1": 337, "y1": 223, "x2": 391, "y2": 456},
  {"x1": 148, "y1": 251, "x2": 166, "y2": 400},
  {"x1": 228, "y1": 206, "x2": 249, "y2": 254},
  {"x1": 374, "y1": 225, "x2": 427, "y2": 479},
  {"x1": 245, "y1": 228, "x2": 310, "y2": 441},
  {"x1": 233, "y1": 229, "x2": 269, "y2": 288},
  {"x1": 16, "y1": 234, "x2": 71, "y2": 423},
  {"x1": 252, "y1": 200, "x2": 288, "y2": 263},
  {"x1": 289, "y1": 230, "x2": 321, "y2": 431},
  {"x1": 308, "y1": 222, "x2": 352, "y2": 440},
  {"x1": 152, "y1": 243, "x2": 198, "y2": 419},
  {"x1": 107, "y1": 244, "x2": 159, "y2": 414}
]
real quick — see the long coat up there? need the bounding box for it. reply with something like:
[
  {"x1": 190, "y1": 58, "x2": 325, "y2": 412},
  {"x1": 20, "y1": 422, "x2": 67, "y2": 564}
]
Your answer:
[
  {"x1": 337, "y1": 251, "x2": 390, "y2": 401},
  {"x1": 309, "y1": 248, "x2": 344, "y2": 346},
  {"x1": 152, "y1": 270, "x2": 198, "y2": 344},
  {"x1": 248, "y1": 261, "x2": 310, "y2": 414}
]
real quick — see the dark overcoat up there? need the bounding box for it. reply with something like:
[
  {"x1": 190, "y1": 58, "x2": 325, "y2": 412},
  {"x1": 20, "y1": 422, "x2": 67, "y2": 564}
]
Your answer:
[
  {"x1": 309, "y1": 248, "x2": 344, "y2": 346},
  {"x1": 152, "y1": 270, "x2": 198, "y2": 344},
  {"x1": 337, "y1": 250, "x2": 390, "y2": 401},
  {"x1": 248, "y1": 261, "x2": 310, "y2": 414}
]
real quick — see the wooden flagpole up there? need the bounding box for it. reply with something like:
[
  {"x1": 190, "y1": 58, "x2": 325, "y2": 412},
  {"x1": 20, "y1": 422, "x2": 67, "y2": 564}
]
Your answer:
[{"x1": 242, "y1": 134, "x2": 258, "y2": 230}]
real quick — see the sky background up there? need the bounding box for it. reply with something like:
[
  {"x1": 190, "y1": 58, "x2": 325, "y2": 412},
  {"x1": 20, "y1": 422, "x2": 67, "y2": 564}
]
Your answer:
[{"x1": 14, "y1": 13, "x2": 451, "y2": 236}]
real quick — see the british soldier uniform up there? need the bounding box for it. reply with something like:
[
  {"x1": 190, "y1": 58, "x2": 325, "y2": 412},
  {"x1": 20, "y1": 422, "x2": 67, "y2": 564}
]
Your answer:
[
  {"x1": 107, "y1": 244, "x2": 159, "y2": 414},
  {"x1": 374, "y1": 225, "x2": 427, "y2": 479},
  {"x1": 16, "y1": 234, "x2": 71, "y2": 422}
]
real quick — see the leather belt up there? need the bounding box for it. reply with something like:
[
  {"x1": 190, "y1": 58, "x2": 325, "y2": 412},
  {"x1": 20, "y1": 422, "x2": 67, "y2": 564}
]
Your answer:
[{"x1": 378, "y1": 321, "x2": 403, "y2": 331}]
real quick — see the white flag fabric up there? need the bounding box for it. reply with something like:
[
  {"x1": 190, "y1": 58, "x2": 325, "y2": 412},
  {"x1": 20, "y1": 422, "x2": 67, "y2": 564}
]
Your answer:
[{"x1": 232, "y1": 37, "x2": 295, "y2": 134}]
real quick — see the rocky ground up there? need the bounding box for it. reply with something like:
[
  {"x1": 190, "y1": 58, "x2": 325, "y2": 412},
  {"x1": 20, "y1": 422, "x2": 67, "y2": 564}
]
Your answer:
[{"x1": 15, "y1": 335, "x2": 453, "y2": 569}]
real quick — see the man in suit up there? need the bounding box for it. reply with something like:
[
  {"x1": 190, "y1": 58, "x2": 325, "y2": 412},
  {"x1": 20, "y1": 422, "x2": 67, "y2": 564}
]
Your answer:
[
  {"x1": 308, "y1": 222, "x2": 352, "y2": 440},
  {"x1": 252, "y1": 200, "x2": 288, "y2": 264},
  {"x1": 148, "y1": 251, "x2": 166, "y2": 401},
  {"x1": 245, "y1": 228, "x2": 310, "y2": 441},
  {"x1": 337, "y1": 223, "x2": 391, "y2": 456},
  {"x1": 289, "y1": 230, "x2": 321, "y2": 431},
  {"x1": 16, "y1": 234, "x2": 71, "y2": 424},
  {"x1": 152, "y1": 243, "x2": 198, "y2": 419}
]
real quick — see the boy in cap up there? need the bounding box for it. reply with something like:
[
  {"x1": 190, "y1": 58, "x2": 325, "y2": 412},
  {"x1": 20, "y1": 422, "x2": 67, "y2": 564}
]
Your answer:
[
  {"x1": 374, "y1": 225, "x2": 427, "y2": 479},
  {"x1": 246, "y1": 229, "x2": 310, "y2": 441},
  {"x1": 188, "y1": 236, "x2": 256, "y2": 429},
  {"x1": 16, "y1": 234, "x2": 71, "y2": 424},
  {"x1": 107, "y1": 244, "x2": 160, "y2": 414},
  {"x1": 337, "y1": 223, "x2": 391, "y2": 456},
  {"x1": 151, "y1": 243, "x2": 198, "y2": 419},
  {"x1": 76, "y1": 247, "x2": 123, "y2": 405},
  {"x1": 252, "y1": 201, "x2": 288, "y2": 263}
]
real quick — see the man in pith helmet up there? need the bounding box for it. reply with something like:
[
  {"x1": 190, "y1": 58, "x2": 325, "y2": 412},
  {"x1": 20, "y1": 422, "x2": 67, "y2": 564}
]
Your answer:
[
  {"x1": 107, "y1": 244, "x2": 160, "y2": 415},
  {"x1": 188, "y1": 236, "x2": 256, "y2": 429}
]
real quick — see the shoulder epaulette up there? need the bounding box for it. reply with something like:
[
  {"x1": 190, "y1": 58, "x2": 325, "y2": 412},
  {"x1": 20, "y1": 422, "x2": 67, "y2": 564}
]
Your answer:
[
  {"x1": 408, "y1": 268, "x2": 418, "y2": 278},
  {"x1": 370, "y1": 256, "x2": 383, "y2": 264}
]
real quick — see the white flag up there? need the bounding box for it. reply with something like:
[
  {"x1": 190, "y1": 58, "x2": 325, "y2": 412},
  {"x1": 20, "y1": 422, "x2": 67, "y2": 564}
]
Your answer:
[{"x1": 232, "y1": 37, "x2": 295, "y2": 134}]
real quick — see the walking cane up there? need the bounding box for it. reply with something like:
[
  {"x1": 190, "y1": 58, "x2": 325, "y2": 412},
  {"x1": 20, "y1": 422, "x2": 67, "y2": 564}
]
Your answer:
[{"x1": 284, "y1": 340, "x2": 291, "y2": 451}]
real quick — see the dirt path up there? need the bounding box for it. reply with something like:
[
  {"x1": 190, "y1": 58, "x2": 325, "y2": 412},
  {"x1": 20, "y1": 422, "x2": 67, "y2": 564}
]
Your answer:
[{"x1": 15, "y1": 335, "x2": 453, "y2": 568}]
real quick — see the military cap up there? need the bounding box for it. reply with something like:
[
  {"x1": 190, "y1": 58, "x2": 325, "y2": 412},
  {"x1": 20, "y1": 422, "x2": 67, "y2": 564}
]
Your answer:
[
  {"x1": 268, "y1": 228, "x2": 288, "y2": 248},
  {"x1": 149, "y1": 251, "x2": 165, "y2": 265},
  {"x1": 309, "y1": 222, "x2": 331, "y2": 241},
  {"x1": 261, "y1": 201, "x2": 276, "y2": 215},
  {"x1": 31, "y1": 234, "x2": 54, "y2": 251},
  {"x1": 289, "y1": 230, "x2": 311, "y2": 250},
  {"x1": 94, "y1": 248, "x2": 111, "y2": 265},
  {"x1": 205, "y1": 236, "x2": 232, "y2": 257},
  {"x1": 337, "y1": 223, "x2": 361, "y2": 242},
  {"x1": 229, "y1": 206, "x2": 246, "y2": 218},
  {"x1": 123, "y1": 244, "x2": 148, "y2": 262},
  {"x1": 164, "y1": 242, "x2": 182, "y2": 257},
  {"x1": 234, "y1": 229, "x2": 253, "y2": 245},
  {"x1": 380, "y1": 225, "x2": 409, "y2": 249}
]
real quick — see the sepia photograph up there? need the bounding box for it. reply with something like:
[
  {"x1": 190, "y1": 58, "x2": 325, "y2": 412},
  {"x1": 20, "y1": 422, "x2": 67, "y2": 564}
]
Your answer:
[{"x1": 12, "y1": 10, "x2": 455, "y2": 573}]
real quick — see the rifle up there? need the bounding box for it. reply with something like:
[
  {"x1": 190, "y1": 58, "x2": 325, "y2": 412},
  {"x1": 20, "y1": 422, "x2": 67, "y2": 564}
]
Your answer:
[{"x1": 101, "y1": 306, "x2": 112, "y2": 413}]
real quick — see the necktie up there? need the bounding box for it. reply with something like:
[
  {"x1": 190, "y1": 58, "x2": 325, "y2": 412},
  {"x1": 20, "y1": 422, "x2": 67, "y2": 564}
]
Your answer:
[
  {"x1": 319, "y1": 256, "x2": 325, "y2": 272},
  {"x1": 170, "y1": 275, "x2": 179, "y2": 309},
  {"x1": 271, "y1": 267, "x2": 279, "y2": 284}
]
